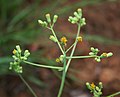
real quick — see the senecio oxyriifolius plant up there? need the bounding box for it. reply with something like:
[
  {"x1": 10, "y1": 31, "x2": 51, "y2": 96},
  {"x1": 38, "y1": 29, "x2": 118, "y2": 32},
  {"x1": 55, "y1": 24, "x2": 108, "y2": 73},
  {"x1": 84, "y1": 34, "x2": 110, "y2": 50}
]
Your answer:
[{"x1": 9, "y1": 8, "x2": 120, "y2": 97}]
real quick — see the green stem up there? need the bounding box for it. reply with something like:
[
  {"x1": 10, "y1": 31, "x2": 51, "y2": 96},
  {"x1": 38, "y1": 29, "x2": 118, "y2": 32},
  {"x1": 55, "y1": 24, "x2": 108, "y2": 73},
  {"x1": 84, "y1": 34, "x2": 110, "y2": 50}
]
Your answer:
[
  {"x1": 57, "y1": 53, "x2": 66, "y2": 97},
  {"x1": 50, "y1": 27, "x2": 64, "y2": 54},
  {"x1": 23, "y1": 60, "x2": 63, "y2": 71},
  {"x1": 107, "y1": 91, "x2": 120, "y2": 97},
  {"x1": 66, "y1": 55, "x2": 95, "y2": 59},
  {"x1": 65, "y1": 42, "x2": 75, "y2": 53},
  {"x1": 57, "y1": 24, "x2": 81, "y2": 97},
  {"x1": 19, "y1": 74, "x2": 37, "y2": 97},
  {"x1": 65, "y1": 24, "x2": 81, "y2": 72}
]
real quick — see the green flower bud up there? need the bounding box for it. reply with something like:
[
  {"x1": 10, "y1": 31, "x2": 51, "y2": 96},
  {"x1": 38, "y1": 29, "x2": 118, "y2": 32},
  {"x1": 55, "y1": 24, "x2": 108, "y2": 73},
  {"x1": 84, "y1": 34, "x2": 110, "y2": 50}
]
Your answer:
[
  {"x1": 77, "y1": 8, "x2": 82, "y2": 14},
  {"x1": 86, "y1": 82, "x2": 91, "y2": 90},
  {"x1": 43, "y1": 21, "x2": 48, "y2": 27},
  {"x1": 53, "y1": 15, "x2": 58, "y2": 23},
  {"x1": 16, "y1": 45, "x2": 21, "y2": 53},
  {"x1": 49, "y1": 35, "x2": 57, "y2": 42},
  {"x1": 24, "y1": 50, "x2": 30, "y2": 58},
  {"x1": 68, "y1": 16, "x2": 73, "y2": 22},
  {"x1": 59, "y1": 55, "x2": 64, "y2": 62},
  {"x1": 38, "y1": 20, "x2": 43, "y2": 24},
  {"x1": 46, "y1": 14, "x2": 51, "y2": 23},
  {"x1": 74, "y1": 12, "x2": 80, "y2": 19},
  {"x1": 71, "y1": 21, "x2": 76, "y2": 24},
  {"x1": 95, "y1": 48, "x2": 99, "y2": 52},
  {"x1": 12, "y1": 55, "x2": 18, "y2": 61},
  {"x1": 96, "y1": 86, "x2": 100, "y2": 91},
  {"x1": 91, "y1": 47, "x2": 95, "y2": 51},
  {"x1": 38, "y1": 20, "x2": 47, "y2": 27},
  {"x1": 89, "y1": 52, "x2": 95, "y2": 56},
  {"x1": 95, "y1": 57, "x2": 101, "y2": 62},
  {"x1": 107, "y1": 52, "x2": 113, "y2": 57},
  {"x1": 77, "y1": 8, "x2": 82, "y2": 18},
  {"x1": 99, "y1": 82, "x2": 103, "y2": 89}
]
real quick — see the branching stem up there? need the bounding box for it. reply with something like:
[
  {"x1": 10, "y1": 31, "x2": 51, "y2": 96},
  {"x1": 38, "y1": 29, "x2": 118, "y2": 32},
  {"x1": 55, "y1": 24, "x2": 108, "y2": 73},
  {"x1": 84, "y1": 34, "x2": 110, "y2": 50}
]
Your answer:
[{"x1": 23, "y1": 60, "x2": 63, "y2": 71}]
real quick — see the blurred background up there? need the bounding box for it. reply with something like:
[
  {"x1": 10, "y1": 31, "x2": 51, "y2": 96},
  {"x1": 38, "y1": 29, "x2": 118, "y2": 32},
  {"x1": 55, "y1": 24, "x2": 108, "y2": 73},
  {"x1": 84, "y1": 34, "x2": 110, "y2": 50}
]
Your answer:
[{"x1": 0, "y1": 0, "x2": 120, "y2": 97}]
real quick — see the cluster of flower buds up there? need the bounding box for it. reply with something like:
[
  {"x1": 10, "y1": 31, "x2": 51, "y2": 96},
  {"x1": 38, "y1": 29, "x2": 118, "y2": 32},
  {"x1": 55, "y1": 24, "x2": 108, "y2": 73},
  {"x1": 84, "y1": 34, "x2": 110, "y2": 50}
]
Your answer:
[
  {"x1": 38, "y1": 14, "x2": 58, "y2": 27},
  {"x1": 89, "y1": 47, "x2": 113, "y2": 62},
  {"x1": 9, "y1": 45, "x2": 30, "y2": 73},
  {"x1": 68, "y1": 8, "x2": 86, "y2": 26},
  {"x1": 86, "y1": 82, "x2": 103, "y2": 97}
]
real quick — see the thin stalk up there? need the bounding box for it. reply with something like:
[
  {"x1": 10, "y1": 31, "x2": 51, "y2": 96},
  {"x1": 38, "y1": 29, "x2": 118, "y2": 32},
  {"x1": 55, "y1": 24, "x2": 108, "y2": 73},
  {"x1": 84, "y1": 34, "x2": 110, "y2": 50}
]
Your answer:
[
  {"x1": 66, "y1": 55, "x2": 95, "y2": 59},
  {"x1": 107, "y1": 91, "x2": 120, "y2": 97},
  {"x1": 50, "y1": 27, "x2": 64, "y2": 54},
  {"x1": 23, "y1": 60, "x2": 63, "y2": 71},
  {"x1": 57, "y1": 52, "x2": 66, "y2": 97},
  {"x1": 57, "y1": 24, "x2": 81, "y2": 97},
  {"x1": 19, "y1": 74, "x2": 37, "y2": 97},
  {"x1": 65, "y1": 42, "x2": 75, "y2": 53},
  {"x1": 65, "y1": 24, "x2": 81, "y2": 72}
]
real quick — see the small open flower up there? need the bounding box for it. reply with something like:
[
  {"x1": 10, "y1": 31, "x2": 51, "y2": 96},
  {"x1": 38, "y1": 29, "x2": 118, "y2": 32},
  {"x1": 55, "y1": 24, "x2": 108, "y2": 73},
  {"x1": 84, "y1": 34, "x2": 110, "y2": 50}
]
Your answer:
[
  {"x1": 91, "y1": 83, "x2": 96, "y2": 89},
  {"x1": 60, "y1": 36, "x2": 68, "y2": 45},
  {"x1": 13, "y1": 49, "x2": 17, "y2": 54},
  {"x1": 101, "y1": 53, "x2": 107, "y2": 57},
  {"x1": 77, "y1": 36, "x2": 82, "y2": 42},
  {"x1": 56, "y1": 58, "x2": 60, "y2": 63}
]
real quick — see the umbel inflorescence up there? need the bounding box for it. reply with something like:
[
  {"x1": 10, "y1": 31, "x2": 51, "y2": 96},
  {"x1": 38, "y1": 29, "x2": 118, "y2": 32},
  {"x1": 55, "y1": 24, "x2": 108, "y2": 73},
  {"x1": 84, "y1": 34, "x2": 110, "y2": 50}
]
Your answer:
[{"x1": 8, "y1": 8, "x2": 120, "y2": 97}]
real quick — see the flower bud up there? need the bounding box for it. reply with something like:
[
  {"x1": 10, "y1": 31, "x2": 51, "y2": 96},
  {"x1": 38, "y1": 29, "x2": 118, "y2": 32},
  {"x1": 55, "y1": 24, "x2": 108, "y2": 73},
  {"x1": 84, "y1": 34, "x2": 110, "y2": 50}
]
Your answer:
[
  {"x1": 49, "y1": 35, "x2": 57, "y2": 42},
  {"x1": 91, "y1": 47, "x2": 95, "y2": 51},
  {"x1": 16, "y1": 45, "x2": 21, "y2": 53},
  {"x1": 95, "y1": 57, "x2": 101, "y2": 62},
  {"x1": 77, "y1": 8, "x2": 82, "y2": 18},
  {"x1": 12, "y1": 55, "x2": 18, "y2": 61},
  {"x1": 53, "y1": 15, "x2": 58, "y2": 23},
  {"x1": 99, "y1": 82, "x2": 103, "y2": 89},
  {"x1": 38, "y1": 20, "x2": 43, "y2": 24},
  {"x1": 24, "y1": 50, "x2": 30, "y2": 58},
  {"x1": 77, "y1": 8, "x2": 82, "y2": 14},
  {"x1": 86, "y1": 82, "x2": 91, "y2": 90},
  {"x1": 107, "y1": 52, "x2": 113, "y2": 57},
  {"x1": 89, "y1": 52, "x2": 95, "y2": 56},
  {"x1": 43, "y1": 21, "x2": 48, "y2": 27},
  {"x1": 46, "y1": 14, "x2": 51, "y2": 23},
  {"x1": 74, "y1": 12, "x2": 80, "y2": 19},
  {"x1": 59, "y1": 55, "x2": 64, "y2": 62},
  {"x1": 96, "y1": 86, "x2": 100, "y2": 91}
]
